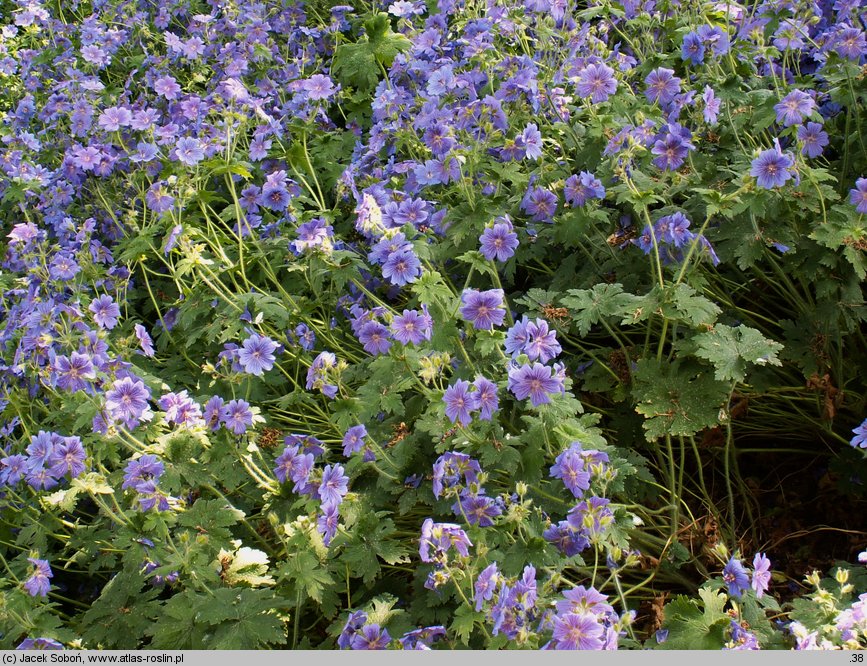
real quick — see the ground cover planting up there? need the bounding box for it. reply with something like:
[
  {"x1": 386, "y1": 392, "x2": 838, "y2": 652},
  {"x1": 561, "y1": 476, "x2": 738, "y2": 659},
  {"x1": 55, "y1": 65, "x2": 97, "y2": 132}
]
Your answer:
[{"x1": 1, "y1": 0, "x2": 867, "y2": 651}]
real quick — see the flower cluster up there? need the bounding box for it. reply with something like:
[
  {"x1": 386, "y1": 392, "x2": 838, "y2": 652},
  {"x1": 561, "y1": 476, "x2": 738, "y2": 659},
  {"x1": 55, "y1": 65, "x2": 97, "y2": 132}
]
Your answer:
[
  {"x1": 122, "y1": 454, "x2": 171, "y2": 512},
  {"x1": 442, "y1": 377, "x2": 499, "y2": 425},
  {"x1": 274, "y1": 434, "x2": 348, "y2": 546},
  {"x1": 433, "y1": 452, "x2": 503, "y2": 527},
  {"x1": 1, "y1": 431, "x2": 87, "y2": 491}
]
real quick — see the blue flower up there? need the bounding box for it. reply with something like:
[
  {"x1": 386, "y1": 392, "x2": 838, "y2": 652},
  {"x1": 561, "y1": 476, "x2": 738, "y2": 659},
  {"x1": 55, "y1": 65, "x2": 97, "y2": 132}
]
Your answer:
[
  {"x1": 750, "y1": 142, "x2": 795, "y2": 189},
  {"x1": 850, "y1": 418, "x2": 867, "y2": 448},
  {"x1": 723, "y1": 556, "x2": 750, "y2": 598},
  {"x1": 237, "y1": 333, "x2": 278, "y2": 376},
  {"x1": 681, "y1": 32, "x2": 705, "y2": 64}
]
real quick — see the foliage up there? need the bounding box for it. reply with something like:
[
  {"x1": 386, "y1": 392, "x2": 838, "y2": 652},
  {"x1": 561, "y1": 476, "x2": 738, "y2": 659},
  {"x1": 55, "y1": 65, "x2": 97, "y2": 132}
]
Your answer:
[{"x1": 0, "y1": 0, "x2": 866, "y2": 652}]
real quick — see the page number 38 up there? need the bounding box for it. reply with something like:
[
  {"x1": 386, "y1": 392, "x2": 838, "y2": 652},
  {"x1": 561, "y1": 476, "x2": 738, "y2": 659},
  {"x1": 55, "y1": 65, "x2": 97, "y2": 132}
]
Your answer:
[{"x1": 852, "y1": 654, "x2": 864, "y2": 662}]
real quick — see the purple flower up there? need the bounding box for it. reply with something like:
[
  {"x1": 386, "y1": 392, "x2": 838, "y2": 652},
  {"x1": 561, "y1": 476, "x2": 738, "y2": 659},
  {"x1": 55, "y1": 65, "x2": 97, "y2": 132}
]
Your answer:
[
  {"x1": 454, "y1": 492, "x2": 502, "y2": 527},
  {"x1": 0, "y1": 454, "x2": 27, "y2": 486},
  {"x1": 274, "y1": 444, "x2": 314, "y2": 488},
  {"x1": 652, "y1": 128, "x2": 694, "y2": 171},
  {"x1": 134, "y1": 324, "x2": 155, "y2": 357},
  {"x1": 49, "y1": 253, "x2": 80, "y2": 281},
  {"x1": 122, "y1": 454, "x2": 164, "y2": 491},
  {"x1": 544, "y1": 521, "x2": 590, "y2": 556},
  {"x1": 350, "y1": 624, "x2": 390, "y2": 650},
  {"x1": 368, "y1": 233, "x2": 412, "y2": 265},
  {"x1": 520, "y1": 123, "x2": 543, "y2": 160},
  {"x1": 203, "y1": 396, "x2": 225, "y2": 431},
  {"x1": 726, "y1": 619, "x2": 760, "y2": 650},
  {"x1": 644, "y1": 68, "x2": 681, "y2": 105},
  {"x1": 568, "y1": 497, "x2": 613, "y2": 537},
  {"x1": 291, "y1": 218, "x2": 333, "y2": 254},
  {"x1": 751, "y1": 552, "x2": 771, "y2": 598},
  {"x1": 504, "y1": 317, "x2": 531, "y2": 356},
  {"x1": 174, "y1": 137, "x2": 205, "y2": 166},
  {"x1": 129, "y1": 142, "x2": 159, "y2": 164},
  {"x1": 774, "y1": 90, "x2": 815, "y2": 127},
  {"x1": 508, "y1": 362, "x2": 564, "y2": 406},
  {"x1": 357, "y1": 321, "x2": 392, "y2": 356},
  {"x1": 54, "y1": 352, "x2": 96, "y2": 392},
  {"x1": 835, "y1": 26, "x2": 867, "y2": 60},
  {"x1": 23, "y1": 558, "x2": 52, "y2": 597},
  {"x1": 343, "y1": 425, "x2": 367, "y2": 456},
  {"x1": 89, "y1": 294, "x2": 121, "y2": 329},
  {"x1": 154, "y1": 75, "x2": 182, "y2": 100},
  {"x1": 751, "y1": 142, "x2": 795, "y2": 189},
  {"x1": 479, "y1": 223, "x2": 519, "y2": 262},
  {"x1": 474, "y1": 563, "x2": 500, "y2": 610},
  {"x1": 419, "y1": 518, "x2": 472, "y2": 562},
  {"x1": 220, "y1": 399, "x2": 254, "y2": 435},
  {"x1": 681, "y1": 32, "x2": 705, "y2": 64},
  {"x1": 16, "y1": 638, "x2": 63, "y2": 650},
  {"x1": 525, "y1": 319, "x2": 562, "y2": 363},
  {"x1": 47, "y1": 437, "x2": 86, "y2": 478},
  {"x1": 657, "y1": 212, "x2": 694, "y2": 247},
  {"x1": 261, "y1": 184, "x2": 291, "y2": 211},
  {"x1": 25, "y1": 432, "x2": 56, "y2": 468},
  {"x1": 306, "y1": 351, "x2": 339, "y2": 398},
  {"x1": 576, "y1": 63, "x2": 617, "y2": 103},
  {"x1": 850, "y1": 178, "x2": 867, "y2": 214},
  {"x1": 697, "y1": 24, "x2": 730, "y2": 56},
  {"x1": 555, "y1": 585, "x2": 613, "y2": 617},
  {"x1": 319, "y1": 464, "x2": 348, "y2": 510},
  {"x1": 564, "y1": 172, "x2": 605, "y2": 207},
  {"x1": 105, "y1": 377, "x2": 150, "y2": 426},
  {"x1": 159, "y1": 391, "x2": 203, "y2": 427},
  {"x1": 552, "y1": 613, "x2": 604, "y2": 650},
  {"x1": 459, "y1": 288, "x2": 505, "y2": 330},
  {"x1": 851, "y1": 418, "x2": 867, "y2": 448},
  {"x1": 393, "y1": 198, "x2": 429, "y2": 227},
  {"x1": 381, "y1": 248, "x2": 422, "y2": 286},
  {"x1": 797, "y1": 122, "x2": 829, "y2": 158},
  {"x1": 97, "y1": 106, "x2": 132, "y2": 132},
  {"x1": 432, "y1": 452, "x2": 481, "y2": 498},
  {"x1": 338, "y1": 611, "x2": 368, "y2": 649},
  {"x1": 390, "y1": 308, "x2": 432, "y2": 345},
  {"x1": 146, "y1": 182, "x2": 175, "y2": 214},
  {"x1": 443, "y1": 379, "x2": 474, "y2": 426},
  {"x1": 521, "y1": 186, "x2": 558, "y2": 222},
  {"x1": 399, "y1": 626, "x2": 446, "y2": 650},
  {"x1": 473, "y1": 376, "x2": 499, "y2": 420},
  {"x1": 702, "y1": 86, "x2": 720, "y2": 124},
  {"x1": 303, "y1": 74, "x2": 336, "y2": 101},
  {"x1": 291, "y1": 324, "x2": 316, "y2": 351},
  {"x1": 317, "y1": 504, "x2": 340, "y2": 546},
  {"x1": 550, "y1": 446, "x2": 591, "y2": 497},
  {"x1": 723, "y1": 556, "x2": 750, "y2": 598},
  {"x1": 135, "y1": 481, "x2": 170, "y2": 512},
  {"x1": 238, "y1": 333, "x2": 278, "y2": 376}
]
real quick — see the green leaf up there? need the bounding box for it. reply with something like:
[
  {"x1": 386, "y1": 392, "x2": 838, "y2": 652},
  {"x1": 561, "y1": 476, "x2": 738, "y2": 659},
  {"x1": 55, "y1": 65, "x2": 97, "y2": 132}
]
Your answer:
[
  {"x1": 657, "y1": 587, "x2": 730, "y2": 649},
  {"x1": 450, "y1": 605, "x2": 479, "y2": 646},
  {"x1": 561, "y1": 283, "x2": 641, "y2": 336},
  {"x1": 412, "y1": 270, "x2": 455, "y2": 308},
  {"x1": 692, "y1": 324, "x2": 783, "y2": 382},
  {"x1": 178, "y1": 498, "x2": 245, "y2": 546},
  {"x1": 277, "y1": 551, "x2": 334, "y2": 605},
  {"x1": 659, "y1": 283, "x2": 721, "y2": 327},
  {"x1": 80, "y1": 571, "x2": 160, "y2": 649},
  {"x1": 332, "y1": 13, "x2": 410, "y2": 91},
  {"x1": 632, "y1": 359, "x2": 730, "y2": 440},
  {"x1": 340, "y1": 511, "x2": 409, "y2": 584},
  {"x1": 456, "y1": 250, "x2": 497, "y2": 278},
  {"x1": 197, "y1": 588, "x2": 288, "y2": 649}
]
